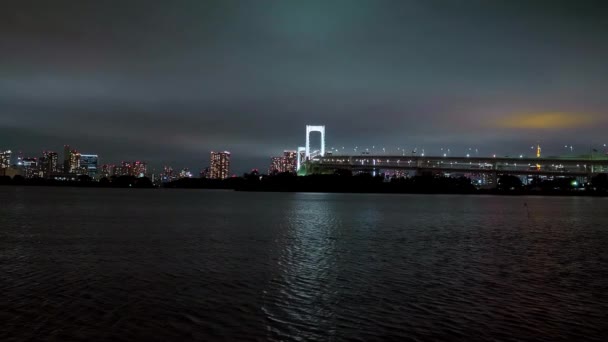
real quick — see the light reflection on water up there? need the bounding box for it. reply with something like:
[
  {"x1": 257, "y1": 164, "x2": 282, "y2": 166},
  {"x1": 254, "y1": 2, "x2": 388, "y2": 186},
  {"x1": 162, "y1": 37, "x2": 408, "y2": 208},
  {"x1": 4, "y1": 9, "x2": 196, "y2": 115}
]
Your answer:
[
  {"x1": 1, "y1": 188, "x2": 608, "y2": 341},
  {"x1": 264, "y1": 193, "x2": 340, "y2": 341}
]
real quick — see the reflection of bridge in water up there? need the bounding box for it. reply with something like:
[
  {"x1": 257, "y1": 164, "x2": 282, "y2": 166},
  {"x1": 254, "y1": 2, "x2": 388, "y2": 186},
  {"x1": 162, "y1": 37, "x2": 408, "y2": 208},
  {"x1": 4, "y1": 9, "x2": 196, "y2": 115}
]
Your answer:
[{"x1": 308, "y1": 155, "x2": 608, "y2": 177}]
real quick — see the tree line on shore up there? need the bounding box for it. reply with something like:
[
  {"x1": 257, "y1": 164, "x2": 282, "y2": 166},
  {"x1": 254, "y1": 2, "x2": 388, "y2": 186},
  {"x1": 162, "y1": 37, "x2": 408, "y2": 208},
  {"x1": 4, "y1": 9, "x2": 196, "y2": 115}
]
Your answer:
[{"x1": 2, "y1": 171, "x2": 608, "y2": 195}]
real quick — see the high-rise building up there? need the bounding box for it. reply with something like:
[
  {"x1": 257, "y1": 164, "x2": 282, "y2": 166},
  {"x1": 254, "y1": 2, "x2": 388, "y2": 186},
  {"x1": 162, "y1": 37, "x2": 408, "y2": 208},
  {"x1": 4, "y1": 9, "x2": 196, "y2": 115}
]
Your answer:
[
  {"x1": 63, "y1": 145, "x2": 81, "y2": 173},
  {"x1": 283, "y1": 150, "x2": 297, "y2": 173},
  {"x1": 118, "y1": 161, "x2": 147, "y2": 177},
  {"x1": 40, "y1": 151, "x2": 59, "y2": 176},
  {"x1": 100, "y1": 164, "x2": 116, "y2": 178},
  {"x1": 210, "y1": 151, "x2": 230, "y2": 179},
  {"x1": 70, "y1": 152, "x2": 81, "y2": 173},
  {"x1": 80, "y1": 154, "x2": 99, "y2": 178},
  {"x1": 269, "y1": 150, "x2": 298, "y2": 175},
  {"x1": 269, "y1": 156, "x2": 283, "y2": 175},
  {"x1": 20, "y1": 157, "x2": 39, "y2": 178},
  {"x1": 199, "y1": 167, "x2": 210, "y2": 179},
  {"x1": 0, "y1": 150, "x2": 12, "y2": 168}
]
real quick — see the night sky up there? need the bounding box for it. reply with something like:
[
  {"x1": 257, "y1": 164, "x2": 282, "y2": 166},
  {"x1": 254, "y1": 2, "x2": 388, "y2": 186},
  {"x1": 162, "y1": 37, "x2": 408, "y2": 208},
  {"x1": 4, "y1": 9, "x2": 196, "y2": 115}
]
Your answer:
[{"x1": 1, "y1": 0, "x2": 607, "y2": 173}]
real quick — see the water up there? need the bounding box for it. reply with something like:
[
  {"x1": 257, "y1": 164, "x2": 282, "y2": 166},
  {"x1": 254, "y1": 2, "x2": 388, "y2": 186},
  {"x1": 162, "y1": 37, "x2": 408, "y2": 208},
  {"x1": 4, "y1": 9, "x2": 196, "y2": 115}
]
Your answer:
[{"x1": 1, "y1": 187, "x2": 607, "y2": 341}]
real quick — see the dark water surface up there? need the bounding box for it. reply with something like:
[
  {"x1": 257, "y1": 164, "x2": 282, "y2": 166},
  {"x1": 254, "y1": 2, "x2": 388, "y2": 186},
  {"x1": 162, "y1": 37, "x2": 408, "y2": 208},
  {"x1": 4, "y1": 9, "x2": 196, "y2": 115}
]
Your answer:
[{"x1": 1, "y1": 187, "x2": 607, "y2": 341}]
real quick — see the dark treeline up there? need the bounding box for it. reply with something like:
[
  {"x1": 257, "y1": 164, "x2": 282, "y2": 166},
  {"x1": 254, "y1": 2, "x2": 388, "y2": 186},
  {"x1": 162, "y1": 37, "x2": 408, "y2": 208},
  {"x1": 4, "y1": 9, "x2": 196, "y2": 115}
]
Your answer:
[
  {"x1": 235, "y1": 172, "x2": 478, "y2": 194},
  {"x1": 3, "y1": 172, "x2": 608, "y2": 196},
  {"x1": 162, "y1": 177, "x2": 240, "y2": 189},
  {"x1": 0, "y1": 175, "x2": 155, "y2": 188}
]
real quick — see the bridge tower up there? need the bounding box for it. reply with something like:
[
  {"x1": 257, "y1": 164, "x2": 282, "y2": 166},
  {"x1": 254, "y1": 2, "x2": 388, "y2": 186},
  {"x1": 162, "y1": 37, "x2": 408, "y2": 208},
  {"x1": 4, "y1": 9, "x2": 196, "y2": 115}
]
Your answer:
[
  {"x1": 296, "y1": 146, "x2": 306, "y2": 171},
  {"x1": 305, "y1": 125, "x2": 325, "y2": 159}
]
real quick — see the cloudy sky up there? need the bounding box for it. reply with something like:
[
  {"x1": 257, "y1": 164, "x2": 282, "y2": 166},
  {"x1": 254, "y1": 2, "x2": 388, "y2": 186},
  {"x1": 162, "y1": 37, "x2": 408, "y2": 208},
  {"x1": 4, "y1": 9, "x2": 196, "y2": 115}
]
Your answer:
[{"x1": 1, "y1": 0, "x2": 607, "y2": 173}]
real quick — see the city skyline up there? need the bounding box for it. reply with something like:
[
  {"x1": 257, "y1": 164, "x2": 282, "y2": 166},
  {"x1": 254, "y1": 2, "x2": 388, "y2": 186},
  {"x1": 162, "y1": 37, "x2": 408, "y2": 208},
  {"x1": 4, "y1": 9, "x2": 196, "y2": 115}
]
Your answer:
[
  {"x1": 1, "y1": 1, "x2": 607, "y2": 173},
  {"x1": 3, "y1": 136, "x2": 608, "y2": 177}
]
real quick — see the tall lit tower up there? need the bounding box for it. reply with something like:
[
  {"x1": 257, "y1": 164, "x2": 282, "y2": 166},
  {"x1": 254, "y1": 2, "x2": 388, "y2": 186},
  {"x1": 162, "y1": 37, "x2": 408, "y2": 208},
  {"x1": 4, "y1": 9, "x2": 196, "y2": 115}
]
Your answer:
[
  {"x1": 210, "y1": 151, "x2": 231, "y2": 179},
  {"x1": 41, "y1": 151, "x2": 59, "y2": 175},
  {"x1": 296, "y1": 146, "x2": 306, "y2": 171},
  {"x1": 536, "y1": 144, "x2": 541, "y2": 158},
  {"x1": 63, "y1": 145, "x2": 81, "y2": 173},
  {"x1": 305, "y1": 125, "x2": 325, "y2": 159}
]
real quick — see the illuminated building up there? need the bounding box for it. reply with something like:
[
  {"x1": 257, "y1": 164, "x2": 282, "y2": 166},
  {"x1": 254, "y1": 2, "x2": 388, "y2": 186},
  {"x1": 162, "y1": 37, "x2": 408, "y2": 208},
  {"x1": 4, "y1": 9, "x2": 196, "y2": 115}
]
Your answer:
[
  {"x1": 70, "y1": 152, "x2": 81, "y2": 173},
  {"x1": 80, "y1": 154, "x2": 99, "y2": 178},
  {"x1": 210, "y1": 151, "x2": 230, "y2": 179},
  {"x1": 20, "y1": 157, "x2": 37, "y2": 168},
  {"x1": 40, "y1": 151, "x2": 59, "y2": 176},
  {"x1": 20, "y1": 157, "x2": 39, "y2": 178},
  {"x1": 179, "y1": 168, "x2": 193, "y2": 178},
  {"x1": 133, "y1": 161, "x2": 147, "y2": 177},
  {"x1": 100, "y1": 164, "x2": 116, "y2": 178},
  {"x1": 119, "y1": 161, "x2": 147, "y2": 177},
  {"x1": 283, "y1": 150, "x2": 297, "y2": 173},
  {"x1": 63, "y1": 145, "x2": 81, "y2": 173},
  {"x1": 269, "y1": 156, "x2": 283, "y2": 175},
  {"x1": 199, "y1": 167, "x2": 210, "y2": 179},
  {"x1": 269, "y1": 150, "x2": 298, "y2": 175},
  {"x1": 160, "y1": 166, "x2": 175, "y2": 182},
  {"x1": 0, "y1": 150, "x2": 12, "y2": 168}
]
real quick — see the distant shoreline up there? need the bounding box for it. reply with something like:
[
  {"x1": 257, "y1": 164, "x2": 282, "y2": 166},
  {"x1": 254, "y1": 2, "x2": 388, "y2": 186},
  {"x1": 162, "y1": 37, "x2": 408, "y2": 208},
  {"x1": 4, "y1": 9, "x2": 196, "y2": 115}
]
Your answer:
[{"x1": 2, "y1": 180, "x2": 607, "y2": 197}]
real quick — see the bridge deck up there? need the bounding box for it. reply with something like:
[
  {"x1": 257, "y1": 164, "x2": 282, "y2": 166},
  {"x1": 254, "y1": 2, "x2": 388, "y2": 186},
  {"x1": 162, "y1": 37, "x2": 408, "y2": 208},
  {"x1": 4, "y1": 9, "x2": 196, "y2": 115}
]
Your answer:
[{"x1": 310, "y1": 155, "x2": 608, "y2": 176}]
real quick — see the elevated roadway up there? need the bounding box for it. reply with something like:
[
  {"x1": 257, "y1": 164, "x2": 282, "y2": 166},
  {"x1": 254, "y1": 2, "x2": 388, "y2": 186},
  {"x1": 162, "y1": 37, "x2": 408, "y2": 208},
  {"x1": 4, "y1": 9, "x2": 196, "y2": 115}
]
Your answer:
[{"x1": 308, "y1": 155, "x2": 608, "y2": 177}]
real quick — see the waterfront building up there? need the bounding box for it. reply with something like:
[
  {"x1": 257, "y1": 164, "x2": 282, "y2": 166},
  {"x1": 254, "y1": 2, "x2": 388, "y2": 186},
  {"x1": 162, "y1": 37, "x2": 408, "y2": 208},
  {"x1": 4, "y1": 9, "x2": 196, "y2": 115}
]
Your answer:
[
  {"x1": 20, "y1": 157, "x2": 39, "y2": 178},
  {"x1": 0, "y1": 150, "x2": 12, "y2": 168},
  {"x1": 132, "y1": 161, "x2": 147, "y2": 178},
  {"x1": 283, "y1": 150, "x2": 297, "y2": 173},
  {"x1": 70, "y1": 152, "x2": 81, "y2": 173},
  {"x1": 160, "y1": 166, "x2": 177, "y2": 182},
  {"x1": 118, "y1": 161, "x2": 147, "y2": 178},
  {"x1": 80, "y1": 154, "x2": 99, "y2": 178},
  {"x1": 269, "y1": 156, "x2": 282, "y2": 175},
  {"x1": 63, "y1": 145, "x2": 81, "y2": 173},
  {"x1": 100, "y1": 164, "x2": 116, "y2": 178},
  {"x1": 269, "y1": 150, "x2": 298, "y2": 174},
  {"x1": 40, "y1": 151, "x2": 59, "y2": 176},
  {"x1": 210, "y1": 151, "x2": 230, "y2": 179},
  {"x1": 179, "y1": 168, "x2": 193, "y2": 179}
]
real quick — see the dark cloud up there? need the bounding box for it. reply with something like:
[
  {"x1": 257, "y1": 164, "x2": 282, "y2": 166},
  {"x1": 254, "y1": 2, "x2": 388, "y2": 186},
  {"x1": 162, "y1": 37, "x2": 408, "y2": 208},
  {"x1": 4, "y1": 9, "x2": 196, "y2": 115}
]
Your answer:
[{"x1": 1, "y1": 0, "x2": 607, "y2": 172}]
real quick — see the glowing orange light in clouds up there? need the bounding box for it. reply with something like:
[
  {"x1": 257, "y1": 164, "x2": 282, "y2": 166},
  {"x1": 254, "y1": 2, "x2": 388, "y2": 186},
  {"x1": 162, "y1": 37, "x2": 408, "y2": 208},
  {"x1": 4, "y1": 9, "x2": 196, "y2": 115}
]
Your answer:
[{"x1": 497, "y1": 112, "x2": 597, "y2": 129}]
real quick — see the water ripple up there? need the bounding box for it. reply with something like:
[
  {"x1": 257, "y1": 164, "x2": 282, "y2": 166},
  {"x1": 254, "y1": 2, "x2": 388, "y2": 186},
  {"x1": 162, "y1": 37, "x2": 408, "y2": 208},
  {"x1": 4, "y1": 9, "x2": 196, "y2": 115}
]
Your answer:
[{"x1": 1, "y1": 189, "x2": 608, "y2": 341}]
